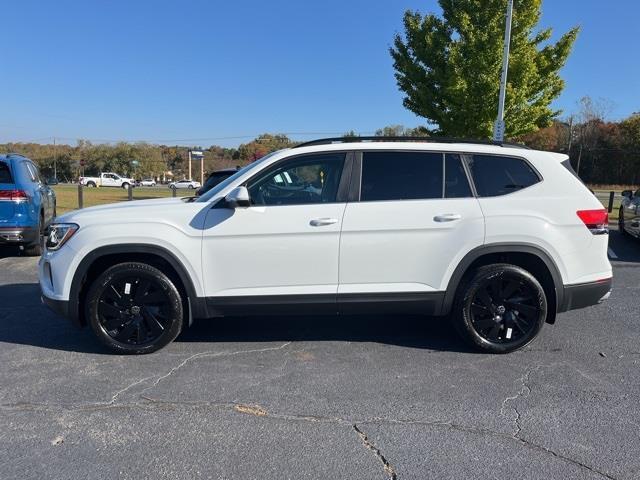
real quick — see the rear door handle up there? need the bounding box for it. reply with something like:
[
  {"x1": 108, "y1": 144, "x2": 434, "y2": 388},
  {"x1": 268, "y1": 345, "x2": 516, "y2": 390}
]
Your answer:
[
  {"x1": 434, "y1": 213, "x2": 462, "y2": 222},
  {"x1": 310, "y1": 217, "x2": 338, "y2": 227}
]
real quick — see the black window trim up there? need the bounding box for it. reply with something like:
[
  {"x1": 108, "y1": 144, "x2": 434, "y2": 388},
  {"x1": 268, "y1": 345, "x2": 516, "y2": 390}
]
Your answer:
[{"x1": 350, "y1": 149, "x2": 542, "y2": 202}]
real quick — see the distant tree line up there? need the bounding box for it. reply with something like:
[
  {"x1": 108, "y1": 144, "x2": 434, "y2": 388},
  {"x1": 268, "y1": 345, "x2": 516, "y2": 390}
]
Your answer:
[{"x1": 2, "y1": 107, "x2": 638, "y2": 185}]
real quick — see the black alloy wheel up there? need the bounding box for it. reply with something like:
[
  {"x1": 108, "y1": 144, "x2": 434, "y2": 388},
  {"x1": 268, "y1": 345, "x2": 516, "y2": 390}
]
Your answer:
[
  {"x1": 453, "y1": 264, "x2": 547, "y2": 353},
  {"x1": 86, "y1": 262, "x2": 183, "y2": 354}
]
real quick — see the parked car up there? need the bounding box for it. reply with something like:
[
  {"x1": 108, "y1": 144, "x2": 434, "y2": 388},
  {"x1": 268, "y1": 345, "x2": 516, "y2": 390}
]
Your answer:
[
  {"x1": 40, "y1": 137, "x2": 612, "y2": 354},
  {"x1": 139, "y1": 178, "x2": 157, "y2": 187},
  {"x1": 619, "y1": 188, "x2": 640, "y2": 238},
  {"x1": 1, "y1": 153, "x2": 56, "y2": 255},
  {"x1": 79, "y1": 172, "x2": 134, "y2": 189},
  {"x1": 197, "y1": 168, "x2": 239, "y2": 196},
  {"x1": 169, "y1": 179, "x2": 201, "y2": 190}
]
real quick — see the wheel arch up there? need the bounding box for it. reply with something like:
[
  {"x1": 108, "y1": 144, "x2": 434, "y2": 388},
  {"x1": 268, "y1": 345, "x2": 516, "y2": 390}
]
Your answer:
[
  {"x1": 442, "y1": 244, "x2": 564, "y2": 324},
  {"x1": 69, "y1": 244, "x2": 207, "y2": 327}
]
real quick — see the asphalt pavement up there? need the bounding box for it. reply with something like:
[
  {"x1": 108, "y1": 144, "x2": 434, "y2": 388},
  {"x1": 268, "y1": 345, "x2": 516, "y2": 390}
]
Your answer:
[{"x1": 1, "y1": 230, "x2": 639, "y2": 479}]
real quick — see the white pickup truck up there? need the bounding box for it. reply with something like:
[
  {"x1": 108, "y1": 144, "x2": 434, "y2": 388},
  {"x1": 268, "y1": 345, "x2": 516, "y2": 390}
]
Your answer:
[{"x1": 79, "y1": 173, "x2": 134, "y2": 189}]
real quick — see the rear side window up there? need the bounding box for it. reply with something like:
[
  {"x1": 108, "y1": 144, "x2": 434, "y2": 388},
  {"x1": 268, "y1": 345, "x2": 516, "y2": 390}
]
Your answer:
[
  {"x1": 361, "y1": 151, "x2": 443, "y2": 201},
  {"x1": 0, "y1": 162, "x2": 12, "y2": 183},
  {"x1": 445, "y1": 154, "x2": 472, "y2": 198},
  {"x1": 468, "y1": 155, "x2": 540, "y2": 197}
]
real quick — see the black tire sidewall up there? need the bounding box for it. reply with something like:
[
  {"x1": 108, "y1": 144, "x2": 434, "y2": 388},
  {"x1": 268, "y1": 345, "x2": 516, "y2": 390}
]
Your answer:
[
  {"x1": 86, "y1": 262, "x2": 184, "y2": 354},
  {"x1": 453, "y1": 264, "x2": 547, "y2": 354}
]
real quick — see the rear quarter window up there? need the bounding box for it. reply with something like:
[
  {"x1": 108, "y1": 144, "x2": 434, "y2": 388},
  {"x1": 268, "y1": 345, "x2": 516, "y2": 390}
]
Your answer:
[
  {"x1": 0, "y1": 162, "x2": 12, "y2": 183},
  {"x1": 468, "y1": 155, "x2": 540, "y2": 197}
]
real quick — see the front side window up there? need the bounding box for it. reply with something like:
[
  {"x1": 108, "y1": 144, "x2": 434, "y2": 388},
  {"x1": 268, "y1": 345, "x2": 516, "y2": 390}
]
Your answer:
[
  {"x1": 467, "y1": 155, "x2": 540, "y2": 197},
  {"x1": 248, "y1": 153, "x2": 345, "y2": 206},
  {"x1": 361, "y1": 151, "x2": 443, "y2": 201}
]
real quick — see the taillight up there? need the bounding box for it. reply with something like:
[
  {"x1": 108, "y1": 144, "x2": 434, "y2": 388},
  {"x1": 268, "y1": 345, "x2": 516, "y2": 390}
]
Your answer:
[
  {"x1": 577, "y1": 209, "x2": 609, "y2": 235},
  {"x1": 0, "y1": 189, "x2": 28, "y2": 202}
]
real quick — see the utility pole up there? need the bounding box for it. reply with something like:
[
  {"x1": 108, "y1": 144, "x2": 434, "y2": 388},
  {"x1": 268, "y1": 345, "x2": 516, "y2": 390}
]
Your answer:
[
  {"x1": 53, "y1": 137, "x2": 57, "y2": 179},
  {"x1": 188, "y1": 149, "x2": 192, "y2": 180},
  {"x1": 493, "y1": 0, "x2": 514, "y2": 142}
]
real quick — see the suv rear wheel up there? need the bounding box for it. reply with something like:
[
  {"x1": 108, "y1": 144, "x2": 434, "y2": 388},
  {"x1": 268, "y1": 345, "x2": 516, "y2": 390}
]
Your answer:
[
  {"x1": 452, "y1": 264, "x2": 547, "y2": 353},
  {"x1": 86, "y1": 262, "x2": 184, "y2": 354}
]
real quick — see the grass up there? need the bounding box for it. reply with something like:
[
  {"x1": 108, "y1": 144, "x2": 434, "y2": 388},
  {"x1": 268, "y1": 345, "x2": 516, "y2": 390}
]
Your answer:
[
  {"x1": 53, "y1": 184, "x2": 184, "y2": 214},
  {"x1": 52, "y1": 183, "x2": 623, "y2": 221}
]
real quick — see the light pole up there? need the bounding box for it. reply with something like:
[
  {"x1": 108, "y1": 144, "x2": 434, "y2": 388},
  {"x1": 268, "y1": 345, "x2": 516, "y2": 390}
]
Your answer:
[{"x1": 493, "y1": 0, "x2": 514, "y2": 142}]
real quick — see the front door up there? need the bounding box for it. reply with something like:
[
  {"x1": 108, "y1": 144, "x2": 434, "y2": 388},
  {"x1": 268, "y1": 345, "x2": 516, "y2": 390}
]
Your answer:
[
  {"x1": 338, "y1": 151, "x2": 485, "y2": 312},
  {"x1": 201, "y1": 152, "x2": 350, "y2": 314}
]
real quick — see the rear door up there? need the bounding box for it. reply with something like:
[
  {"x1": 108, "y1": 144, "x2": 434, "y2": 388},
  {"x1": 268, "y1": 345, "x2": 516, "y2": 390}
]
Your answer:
[{"x1": 338, "y1": 151, "x2": 485, "y2": 310}]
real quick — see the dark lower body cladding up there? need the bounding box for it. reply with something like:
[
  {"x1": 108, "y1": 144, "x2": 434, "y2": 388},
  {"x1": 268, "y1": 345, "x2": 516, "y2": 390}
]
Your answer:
[
  {"x1": 0, "y1": 226, "x2": 38, "y2": 245},
  {"x1": 559, "y1": 278, "x2": 612, "y2": 312}
]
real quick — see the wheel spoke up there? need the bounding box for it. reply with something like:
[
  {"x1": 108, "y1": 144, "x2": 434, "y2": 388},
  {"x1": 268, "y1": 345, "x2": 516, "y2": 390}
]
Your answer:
[
  {"x1": 134, "y1": 279, "x2": 151, "y2": 303},
  {"x1": 476, "y1": 288, "x2": 495, "y2": 313},
  {"x1": 98, "y1": 300, "x2": 121, "y2": 318},
  {"x1": 143, "y1": 309, "x2": 165, "y2": 336},
  {"x1": 506, "y1": 302, "x2": 538, "y2": 317},
  {"x1": 103, "y1": 315, "x2": 125, "y2": 331},
  {"x1": 114, "y1": 321, "x2": 137, "y2": 343},
  {"x1": 140, "y1": 290, "x2": 167, "y2": 305},
  {"x1": 487, "y1": 323, "x2": 502, "y2": 340},
  {"x1": 473, "y1": 318, "x2": 496, "y2": 330},
  {"x1": 511, "y1": 315, "x2": 530, "y2": 334},
  {"x1": 501, "y1": 279, "x2": 521, "y2": 301}
]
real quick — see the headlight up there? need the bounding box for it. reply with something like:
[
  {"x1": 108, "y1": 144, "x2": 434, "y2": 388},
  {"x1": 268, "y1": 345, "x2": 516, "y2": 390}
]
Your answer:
[{"x1": 46, "y1": 223, "x2": 79, "y2": 251}]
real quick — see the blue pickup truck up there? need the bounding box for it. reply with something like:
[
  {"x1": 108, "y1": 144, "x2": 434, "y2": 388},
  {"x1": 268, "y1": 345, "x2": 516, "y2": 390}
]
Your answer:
[{"x1": 0, "y1": 153, "x2": 56, "y2": 255}]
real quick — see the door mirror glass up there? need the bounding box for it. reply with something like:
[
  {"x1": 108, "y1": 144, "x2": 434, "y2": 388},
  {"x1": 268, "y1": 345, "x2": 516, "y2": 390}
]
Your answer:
[
  {"x1": 225, "y1": 186, "x2": 251, "y2": 208},
  {"x1": 622, "y1": 190, "x2": 632, "y2": 198}
]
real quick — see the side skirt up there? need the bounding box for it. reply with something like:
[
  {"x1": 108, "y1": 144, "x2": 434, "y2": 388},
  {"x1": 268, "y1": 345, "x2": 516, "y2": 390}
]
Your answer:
[{"x1": 204, "y1": 292, "x2": 446, "y2": 317}]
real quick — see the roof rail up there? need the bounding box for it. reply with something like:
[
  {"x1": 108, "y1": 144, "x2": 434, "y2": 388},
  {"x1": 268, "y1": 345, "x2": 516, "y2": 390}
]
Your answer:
[{"x1": 293, "y1": 136, "x2": 530, "y2": 149}]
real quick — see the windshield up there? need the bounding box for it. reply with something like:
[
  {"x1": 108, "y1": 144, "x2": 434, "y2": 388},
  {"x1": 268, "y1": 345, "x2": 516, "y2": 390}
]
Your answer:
[{"x1": 195, "y1": 151, "x2": 283, "y2": 203}]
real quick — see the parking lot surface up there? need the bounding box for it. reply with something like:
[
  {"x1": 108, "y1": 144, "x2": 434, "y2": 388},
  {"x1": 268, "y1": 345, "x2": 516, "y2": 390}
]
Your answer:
[{"x1": 1, "y1": 230, "x2": 639, "y2": 479}]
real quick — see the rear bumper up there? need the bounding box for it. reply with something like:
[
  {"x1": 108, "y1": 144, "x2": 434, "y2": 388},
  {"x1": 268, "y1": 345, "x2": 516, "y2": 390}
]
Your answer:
[
  {"x1": 558, "y1": 278, "x2": 612, "y2": 312},
  {"x1": 0, "y1": 226, "x2": 38, "y2": 244}
]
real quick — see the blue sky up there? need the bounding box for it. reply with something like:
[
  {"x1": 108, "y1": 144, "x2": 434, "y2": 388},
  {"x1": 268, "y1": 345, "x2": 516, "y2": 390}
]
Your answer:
[{"x1": 1, "y1": 0, "x2": 638, "y2": 147}]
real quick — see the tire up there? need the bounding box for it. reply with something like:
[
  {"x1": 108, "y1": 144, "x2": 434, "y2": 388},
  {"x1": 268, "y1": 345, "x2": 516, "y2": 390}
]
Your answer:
[
  {"x1": 188, "y1": 185, "x2": 194, "y2": 189},
  {"x1": 452, "y1": 263, "x2": 547, "y2": 354},
  {"x1": 86, "y1": 262, "x2": 184, "y2": 354},
  {"x1": 86, "y1": 181, "x2": 96, "y2": 188},
  {"x1": 23, "y1": 214, "x2": 44, "y2": 257},
  {"x1": 122, "y1": 182, "x2": 130, "y2": 190},
  {"x1": 619, "y1": 207, "x2": 627, "y2": 235}
]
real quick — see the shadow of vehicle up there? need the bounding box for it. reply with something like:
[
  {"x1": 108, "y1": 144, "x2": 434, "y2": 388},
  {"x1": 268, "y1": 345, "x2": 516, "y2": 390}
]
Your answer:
[
  {"x1": 608, "y1": 227, "x2": 640, "y2": 264},
  {"x1": 0, "y1": 246, "x2": 23, "y2": 259},
  {"x1": 0, "y1": 282, "x2": 472, "y2": 354}
]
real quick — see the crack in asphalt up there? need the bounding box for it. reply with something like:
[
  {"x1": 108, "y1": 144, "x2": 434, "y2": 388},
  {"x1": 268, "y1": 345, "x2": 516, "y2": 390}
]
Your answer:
[
  {"x1": 0, "y1": 398, "x2": 618, "y2": 479},
  {"x1": 353, "y1": 424, "x2": 397, "y2": 480},
  {"x1": 500, "y1": 364, "x2": 542, "y2": 437}
]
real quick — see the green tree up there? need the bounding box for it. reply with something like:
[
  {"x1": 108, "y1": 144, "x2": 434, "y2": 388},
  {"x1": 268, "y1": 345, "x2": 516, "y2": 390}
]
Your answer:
[{"x1": 390, "y1": 0, "x2": 579, "y2": 138}]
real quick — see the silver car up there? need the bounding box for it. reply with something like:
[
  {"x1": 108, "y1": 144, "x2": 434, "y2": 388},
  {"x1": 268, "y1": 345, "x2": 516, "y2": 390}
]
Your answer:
[
  {"x1": 619, "y1": 188, "x2": 640, "y2": 237},
  {"x1": 168, "y1": 179, "x2": 201, "y2": 190}
]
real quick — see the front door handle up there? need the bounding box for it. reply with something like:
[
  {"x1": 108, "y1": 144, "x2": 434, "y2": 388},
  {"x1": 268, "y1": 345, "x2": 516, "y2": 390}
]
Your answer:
[
  {"x1": 310, "y1": 218, "x2": 338, "y2": 227},
  {"x1": 434, "y1": 213, "x2": 462, "y2": 222}
]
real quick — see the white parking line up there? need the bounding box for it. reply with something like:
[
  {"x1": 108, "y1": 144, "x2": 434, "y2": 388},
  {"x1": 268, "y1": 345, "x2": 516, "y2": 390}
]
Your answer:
[{"x1": 608, "y1": 247, "x2": 618, "y2": 259}]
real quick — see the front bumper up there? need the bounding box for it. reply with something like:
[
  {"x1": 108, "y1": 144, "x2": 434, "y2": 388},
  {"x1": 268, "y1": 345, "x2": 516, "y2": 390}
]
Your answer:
[
  {"x1": 41, "y1": 294, "x2": 70, "y2": 318},
  {"x1": 559, "y1": 277, "x2": 612, "y2": 312},
  {"x1": 0, "y1": 226, "x2": 38, "y2": 245}
]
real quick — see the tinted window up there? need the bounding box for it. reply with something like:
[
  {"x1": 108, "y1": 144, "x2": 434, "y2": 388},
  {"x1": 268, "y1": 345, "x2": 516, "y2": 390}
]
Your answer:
[
  {"x1": 0, "y1": 162, "x2": 12, "y2": 183},
  {"x1": 468, "y1": 155, "x2": 540, "y2": 197},
  {"x1": 361, "y1": 151, "x2": 443, "y2": 201},
  {"x1": 248, "y1": 153, "x2": 345, "y2": 206},
  {"x1": 445, "y1": 154, "x2": 472, "y2": 198}
]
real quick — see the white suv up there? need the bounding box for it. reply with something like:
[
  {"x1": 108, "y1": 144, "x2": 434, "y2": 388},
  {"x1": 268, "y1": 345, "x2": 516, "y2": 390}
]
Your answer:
[{"x1": 39, "y1": 138, "x2": 612, "y2": 354}]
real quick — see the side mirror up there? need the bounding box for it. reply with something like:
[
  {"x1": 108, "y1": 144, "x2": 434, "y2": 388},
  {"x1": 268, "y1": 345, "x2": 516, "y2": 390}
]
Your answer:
[
  {"x1": 622, "y1": 190, "x2": 633, "y2": 198},
  {"x1": 225, "y1": 186, "x2": 250, "y2": 208}
]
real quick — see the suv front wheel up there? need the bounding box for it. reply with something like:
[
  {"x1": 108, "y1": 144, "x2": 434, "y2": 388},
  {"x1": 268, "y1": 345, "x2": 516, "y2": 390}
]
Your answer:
[
  {"x1": 452, "y1": 264, "x2": 547, "y2": 354},
  {"x1": 86, "y1": 262, "x2": 184, "y2": 354}
]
